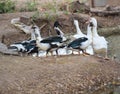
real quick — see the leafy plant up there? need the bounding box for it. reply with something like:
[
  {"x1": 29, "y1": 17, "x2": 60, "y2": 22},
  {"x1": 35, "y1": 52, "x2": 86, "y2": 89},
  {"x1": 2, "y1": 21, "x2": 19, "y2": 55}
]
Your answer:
[{"x1": 0, "y1": 0, "x2": 15, "y2": 13}]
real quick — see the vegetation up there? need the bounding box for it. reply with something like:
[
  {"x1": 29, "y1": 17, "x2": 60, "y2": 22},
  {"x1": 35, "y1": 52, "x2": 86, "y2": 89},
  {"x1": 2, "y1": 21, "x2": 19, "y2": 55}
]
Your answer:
[
  {"x1": 0, "y1": 0, "x2": 15, "y2": 13},
  {"x1": 0, "y1": 0, "x2": 38, "y2": 13},
  {"x1": 0, "y1": 0, "x2": 85, "y2": 14},
  {"x1": 40, "y1": 0, "x2": 58, "y2": 13},
  {"x1": 31, "y1": 10, "x2": 40, "y2": 20},
  {"x1": 20, "y1": 0, "x2": 38, "y2": 12}
]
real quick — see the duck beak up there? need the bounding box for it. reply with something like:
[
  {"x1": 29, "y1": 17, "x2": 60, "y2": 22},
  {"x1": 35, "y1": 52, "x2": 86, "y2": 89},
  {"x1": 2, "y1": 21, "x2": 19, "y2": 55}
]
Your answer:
[
  {"x1": 85, "y1": 19, "x2": 90, "y2": 24},
  {"x1": 85, "y1": 20, "x2": 89, "y2": 24},
  {"x1": 89, "y1": 22, "x2": 94, "y2": 27},
  {"x1": 54, "y1": 21, "x2": 62, "y2": 28},
  {"x1": 58, "y1": 22, "x2": 62, "y2": 28},
  {"x1": 85, "y1": 16, "x2": 91, "y2": 24}
]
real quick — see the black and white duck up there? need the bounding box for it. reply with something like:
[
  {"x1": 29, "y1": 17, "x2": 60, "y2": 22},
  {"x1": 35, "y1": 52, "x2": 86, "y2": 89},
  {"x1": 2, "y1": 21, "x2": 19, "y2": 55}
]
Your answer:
[{"x1": 72, "y1": 19, "x2": 94, "y2": 55}]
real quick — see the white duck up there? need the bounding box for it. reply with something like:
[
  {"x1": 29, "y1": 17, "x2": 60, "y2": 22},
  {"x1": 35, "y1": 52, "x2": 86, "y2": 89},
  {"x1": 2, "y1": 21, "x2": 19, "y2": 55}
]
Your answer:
[
  {"x1": 73, "y1": 20, "x2": 85, "y2": 39},
  {"x1": 11, "y1": 17, "x2": 33, "y2": 34},
  {"x1": 89, "y1": 17, "x2": 108, "y2": 59},
  {"x1": 72, "y1": 19, "x2": 94, "y2": 55}
]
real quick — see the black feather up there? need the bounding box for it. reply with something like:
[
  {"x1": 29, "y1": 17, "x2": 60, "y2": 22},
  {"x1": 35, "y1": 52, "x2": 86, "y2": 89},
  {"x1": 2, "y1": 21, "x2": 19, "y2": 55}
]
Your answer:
[
  {"x1": 13, "y1": 40, "x2": 36, "y2": 46},
  {"x1": 26, "y1": 45, "x2": 38, "y2": 54},
  {"x1": 89, "y1": 22, "x2": 94, "y2": 27},
  {"x1": 40, "y1": 36, "x2": 62, "y2": 43},
  {"x1": 68, "y1": 37, "x2": 88, "y2": 49},
  {"x1": 55, "y1": 29, "x2": 61, "y2": 35},
  {"x1": 9, "y1": 39, "x2": 37, "y2": 53}
]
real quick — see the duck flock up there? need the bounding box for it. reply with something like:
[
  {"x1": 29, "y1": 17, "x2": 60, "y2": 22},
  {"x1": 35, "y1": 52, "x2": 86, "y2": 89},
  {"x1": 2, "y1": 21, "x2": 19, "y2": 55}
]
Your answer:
[{"x1": 9, "y1": 17, "x2": 108, "y2": 59}]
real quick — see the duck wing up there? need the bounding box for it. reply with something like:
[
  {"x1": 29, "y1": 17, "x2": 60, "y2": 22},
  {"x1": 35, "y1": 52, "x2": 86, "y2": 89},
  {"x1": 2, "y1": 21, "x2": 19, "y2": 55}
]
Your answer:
[
  {"x1": 68, "y1": 37, "x2": 88, "y2": 48},
  {"x1": 40, "y1": 36, "x2": 62, "y2": 43}
]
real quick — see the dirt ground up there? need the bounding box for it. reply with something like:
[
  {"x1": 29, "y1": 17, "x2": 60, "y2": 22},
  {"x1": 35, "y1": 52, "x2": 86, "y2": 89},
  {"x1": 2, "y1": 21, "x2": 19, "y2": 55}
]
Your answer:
[
  {"x1": 0, "y1": 54, "x2": 120, "y2": 94},
  {"x1": 0, "y1": 0, "x2": 120, "y2": 94}
]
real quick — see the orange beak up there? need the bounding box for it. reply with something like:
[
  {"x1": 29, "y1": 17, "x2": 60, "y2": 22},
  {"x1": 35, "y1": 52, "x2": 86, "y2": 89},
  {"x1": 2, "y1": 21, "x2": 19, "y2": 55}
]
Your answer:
[{"x1": 85, "y1": 17, "x2": 91, "y2": 24}]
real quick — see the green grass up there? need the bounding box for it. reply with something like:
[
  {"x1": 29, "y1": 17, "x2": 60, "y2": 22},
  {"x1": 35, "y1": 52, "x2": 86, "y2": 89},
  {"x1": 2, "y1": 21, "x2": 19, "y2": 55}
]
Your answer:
[{"x1": 0, "y1": 0, "x2": 15, "y2": 13}]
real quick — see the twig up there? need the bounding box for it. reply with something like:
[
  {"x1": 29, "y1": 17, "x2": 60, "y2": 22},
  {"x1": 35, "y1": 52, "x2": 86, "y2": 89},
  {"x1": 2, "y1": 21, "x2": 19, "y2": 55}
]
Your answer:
[{"x1": 40, "y1": 23, "x2": 47, "y2": 30}]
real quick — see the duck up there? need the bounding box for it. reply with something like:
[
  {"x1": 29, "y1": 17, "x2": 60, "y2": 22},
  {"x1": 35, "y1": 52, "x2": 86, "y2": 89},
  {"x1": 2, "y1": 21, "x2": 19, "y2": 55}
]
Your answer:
[
  {"x1": 73, "y1": 19, "x2": 85, "y2": 39},
  {"x1": 33, "y1": 24, "x2": 66, "y2": 56},
  {"x1": 88, "y1": 17, "x2": 108, "y2": 59},
  {"x1": 67, "y1": 37, "x2": 91, "y2": 55},
  {"x1": 52, "y1": 21, "x2": 69, "y2": 55},
  {"x1": 72, "y1": 19, "x2": 94, "y2": 55},
  {"x1": 11, "y1": 17, "x2": 33, "y2": 34},
  {"x1": 8, "y1": 39, "x2": 38, "y2": 55},
  {"x1": 54, "y1": 21, "x2": 67, "y2": 42},
  {"x1": 8, "y1": 26, "x2": 38, "y2": 55}
]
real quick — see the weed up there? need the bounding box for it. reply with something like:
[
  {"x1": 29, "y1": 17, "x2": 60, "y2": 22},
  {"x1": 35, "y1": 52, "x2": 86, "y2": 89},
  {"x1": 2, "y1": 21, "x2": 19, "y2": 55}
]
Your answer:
[
  {"x1": 64, "y1": 11, "x2": 69, "y2": 15},
  {"x1": 26, "y1": 0, "x2": 37, "y2": 11},
  {"x1": 44, "y1": 12, "x2": 57, "y2": 21},
  {"x1": 31, "y1": 10, "x2": 40, "y2": 20},
  {"x1": 40, "y1": 0, "x2": 59, "y2": 13},
  {"x1": 0, "y1": 0, "x2": 15, "y2": 13},
  {"x1": 20, "y1": 0, "x2": 38, "y2": 12}
]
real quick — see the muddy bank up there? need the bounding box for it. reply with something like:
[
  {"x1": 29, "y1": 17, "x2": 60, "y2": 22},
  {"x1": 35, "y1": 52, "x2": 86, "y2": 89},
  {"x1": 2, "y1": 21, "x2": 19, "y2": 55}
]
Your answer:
[{"x1": 0, "y1": 12, "x2": 120, "y2": 61}]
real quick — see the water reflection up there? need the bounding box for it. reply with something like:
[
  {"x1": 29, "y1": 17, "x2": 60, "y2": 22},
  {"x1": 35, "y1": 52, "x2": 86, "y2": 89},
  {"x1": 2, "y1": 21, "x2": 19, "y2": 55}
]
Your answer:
[{"x1": 112, "y1": 86, "x2": 120, "y2": 94}]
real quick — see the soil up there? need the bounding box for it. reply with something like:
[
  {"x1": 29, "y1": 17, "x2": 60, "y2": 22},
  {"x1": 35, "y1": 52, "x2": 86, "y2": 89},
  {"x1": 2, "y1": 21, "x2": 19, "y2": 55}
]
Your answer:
[
  {"x1": 0, "y1": 0, "x2": 120, "y2": 94},
  {"x1": 0, "y1": 54, "x2": 120, "y2": 94}
]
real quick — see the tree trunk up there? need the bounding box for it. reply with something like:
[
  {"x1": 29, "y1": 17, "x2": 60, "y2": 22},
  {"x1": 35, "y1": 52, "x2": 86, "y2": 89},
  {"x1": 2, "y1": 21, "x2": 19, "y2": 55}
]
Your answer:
[{"x1": 91, "y1": 0, "x2": 94, "y2": 8}]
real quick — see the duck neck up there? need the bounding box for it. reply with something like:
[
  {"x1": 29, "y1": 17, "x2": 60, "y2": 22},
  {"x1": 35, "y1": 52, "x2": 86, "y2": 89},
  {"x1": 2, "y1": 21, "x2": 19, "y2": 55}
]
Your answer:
[
  {"x1": 31, "y1": 31, "x2": 36, "y2": 40},
  {"x1": 55, "y1": 27, "x2": 64, "y2": 37},
  {"x1": 34, "y1": 28, "x2": 43, "y2": 41},
  {"x1": 87, "y1": 25, "x2": 92, "y2": 38},
  {"x1": 75, "y1": 23, "x2": 83, "y2": 35},
  {"x1": 92, "y1": 26, "x2": 99, "y2": 37}
]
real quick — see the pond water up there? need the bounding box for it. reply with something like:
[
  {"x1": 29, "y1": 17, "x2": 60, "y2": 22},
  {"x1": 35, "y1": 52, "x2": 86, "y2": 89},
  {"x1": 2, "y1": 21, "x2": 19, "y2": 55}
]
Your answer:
[
  {"x1": 107, "y1": 35, "x2": 120, "y2": 62},
  {"x1": 92, "y1": 85, "x2": 120, "y2": 94}
]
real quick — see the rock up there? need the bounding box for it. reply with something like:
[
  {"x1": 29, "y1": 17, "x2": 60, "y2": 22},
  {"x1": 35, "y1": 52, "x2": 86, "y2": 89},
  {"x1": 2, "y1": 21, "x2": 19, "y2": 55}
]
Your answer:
[
  {"x1": 0, "y1": 42, "x2": 18, "y2": 55},
  {"x1": 0, "y1": 42, "x2": 8, "y2": 51}
]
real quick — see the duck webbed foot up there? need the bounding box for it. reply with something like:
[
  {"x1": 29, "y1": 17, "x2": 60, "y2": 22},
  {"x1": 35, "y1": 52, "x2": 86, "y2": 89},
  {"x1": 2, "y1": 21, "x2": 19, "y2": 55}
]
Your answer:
[{"x1": 81, "y1": 49, "x2": 90, "y2": 56}]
